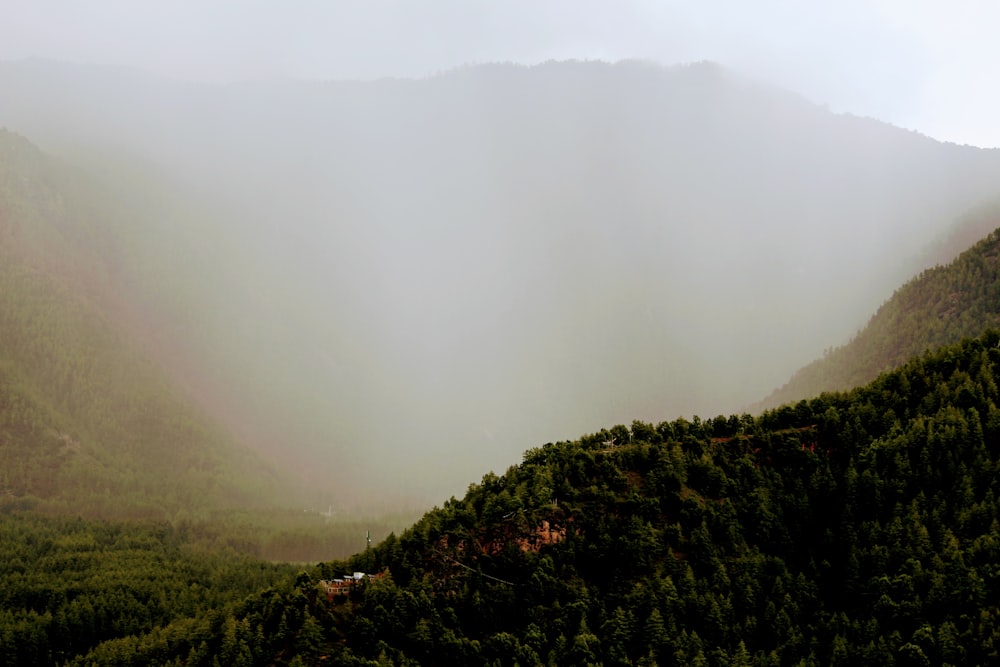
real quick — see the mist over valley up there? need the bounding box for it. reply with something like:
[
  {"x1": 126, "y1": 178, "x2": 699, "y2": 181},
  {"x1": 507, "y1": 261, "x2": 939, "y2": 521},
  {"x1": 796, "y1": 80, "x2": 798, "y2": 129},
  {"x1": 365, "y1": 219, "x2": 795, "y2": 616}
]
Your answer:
[
  {"x1": 3, "y1": 58, "x2": 1000, "y2": 504},
  {"x1": 8, "y1": 5, "x2": 1000, "y2": 662}
]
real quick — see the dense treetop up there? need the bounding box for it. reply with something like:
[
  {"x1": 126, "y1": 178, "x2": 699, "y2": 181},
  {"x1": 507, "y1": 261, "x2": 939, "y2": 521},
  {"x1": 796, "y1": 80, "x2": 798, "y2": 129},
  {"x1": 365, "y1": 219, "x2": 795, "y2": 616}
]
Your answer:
[
  {"x1": 54, "y1": 330, "x2": 1000, "y2": 666},
  {"x1": 0, "y1": 513, "x2": 298, "y2": 665}
]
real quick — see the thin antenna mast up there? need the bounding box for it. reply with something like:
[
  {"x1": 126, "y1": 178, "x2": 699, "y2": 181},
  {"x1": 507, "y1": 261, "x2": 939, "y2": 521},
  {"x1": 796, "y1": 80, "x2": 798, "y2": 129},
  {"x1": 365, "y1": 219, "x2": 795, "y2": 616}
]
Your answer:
[{"x1": 366, "y1": 530, "x2": 373, "y2": 571}]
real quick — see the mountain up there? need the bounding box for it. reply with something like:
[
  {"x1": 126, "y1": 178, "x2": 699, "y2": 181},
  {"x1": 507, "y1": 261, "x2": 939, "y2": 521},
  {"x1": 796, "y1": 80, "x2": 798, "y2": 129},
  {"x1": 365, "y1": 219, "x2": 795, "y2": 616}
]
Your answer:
[
  {"x1": 5, "y1": 57, "x2": 1000, "y2": 666},
  {"x1": 756, "y1": 201, "x2": 1000, "y2": 411},
  {"x1": 4, "y1": 58, "x2": 1000, "y2": 502},
  {"x1": 0, "y1": 128, "x2": 289, "y2": 518},
  {"x1": 56, "y1": 329, "x2": 1000, "y2": 665}
]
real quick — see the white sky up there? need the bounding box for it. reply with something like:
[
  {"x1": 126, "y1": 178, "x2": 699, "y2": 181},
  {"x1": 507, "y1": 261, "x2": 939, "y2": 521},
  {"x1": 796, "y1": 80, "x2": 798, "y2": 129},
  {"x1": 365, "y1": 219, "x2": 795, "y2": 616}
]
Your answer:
[{"x1": 2, "y1": 0, "x2": 999, "y2": 147}]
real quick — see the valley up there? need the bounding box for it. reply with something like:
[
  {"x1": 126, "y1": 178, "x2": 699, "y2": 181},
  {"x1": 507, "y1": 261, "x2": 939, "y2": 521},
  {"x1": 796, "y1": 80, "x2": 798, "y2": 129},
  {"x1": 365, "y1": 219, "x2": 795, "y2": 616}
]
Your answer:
[
  {"x1": 3, "y1": 60, "x2": 999, "y2": 502},
  {"x1": 2, "y1": 57, "x2": 1000, "y2": 665}
]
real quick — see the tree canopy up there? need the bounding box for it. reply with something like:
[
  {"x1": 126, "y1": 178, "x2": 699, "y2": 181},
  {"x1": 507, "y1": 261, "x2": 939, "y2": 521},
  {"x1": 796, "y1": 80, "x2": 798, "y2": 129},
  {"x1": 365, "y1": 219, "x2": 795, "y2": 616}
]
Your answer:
[{"x1": 42, "y1": 330, "x2": 1000, "y2": 666}]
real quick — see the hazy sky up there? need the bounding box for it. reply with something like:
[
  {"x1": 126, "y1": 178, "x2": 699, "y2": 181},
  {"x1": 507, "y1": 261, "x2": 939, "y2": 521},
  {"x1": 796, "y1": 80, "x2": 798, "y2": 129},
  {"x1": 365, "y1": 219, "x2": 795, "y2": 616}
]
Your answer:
[{"x1": 2, "y1": 1, "x2": 998, "y2": 147}]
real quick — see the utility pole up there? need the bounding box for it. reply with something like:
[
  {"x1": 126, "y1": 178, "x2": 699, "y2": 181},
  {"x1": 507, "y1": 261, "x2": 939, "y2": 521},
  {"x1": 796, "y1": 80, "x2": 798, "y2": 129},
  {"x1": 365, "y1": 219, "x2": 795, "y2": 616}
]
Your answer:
[{"x1": 366, "y1": 530, "x2": 372, "y2": 572}]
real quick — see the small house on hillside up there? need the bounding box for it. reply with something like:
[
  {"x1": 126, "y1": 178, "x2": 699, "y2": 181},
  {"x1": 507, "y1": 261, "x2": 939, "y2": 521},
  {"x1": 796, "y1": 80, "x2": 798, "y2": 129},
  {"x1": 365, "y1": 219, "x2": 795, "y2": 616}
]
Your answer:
[{"x1": 320, "y1": 571, "x2": 385, "y2": 600}]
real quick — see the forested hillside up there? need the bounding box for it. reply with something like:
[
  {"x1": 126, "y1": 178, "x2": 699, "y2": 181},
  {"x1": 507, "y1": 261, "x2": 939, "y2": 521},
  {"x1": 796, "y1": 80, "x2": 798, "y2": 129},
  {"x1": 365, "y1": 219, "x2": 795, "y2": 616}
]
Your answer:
[
  {"x1": 67, "y1": 331, "x2": 1000, "y2": 665},
  {"x1": 0, "y1": 128, "x2": 287, "y2": 517},
  {"x1": 4, "y1": 63, "x2": 1000, "y2": 665},
  {"x1": 757, "y1": 206, "x2": 1000, "y2": 411}
]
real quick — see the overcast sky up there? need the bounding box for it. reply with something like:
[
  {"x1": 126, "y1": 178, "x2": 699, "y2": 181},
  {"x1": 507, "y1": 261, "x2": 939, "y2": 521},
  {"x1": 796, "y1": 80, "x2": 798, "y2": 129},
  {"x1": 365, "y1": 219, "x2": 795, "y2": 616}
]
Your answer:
[{"x1": 2, "y1": 0, "x2": 998, "y2": 148}]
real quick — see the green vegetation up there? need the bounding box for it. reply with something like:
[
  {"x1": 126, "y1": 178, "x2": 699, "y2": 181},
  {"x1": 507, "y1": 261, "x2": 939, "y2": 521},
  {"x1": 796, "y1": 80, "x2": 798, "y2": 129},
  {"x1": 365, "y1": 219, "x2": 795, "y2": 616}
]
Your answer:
[
  {"x1": 759, "y1": 207, "x2": 1000, "y2": 410},
  {"x1": 55, "y1": 330, "x2": 1000, "y2": 665},
  {"x1": 0, "y1": 513, "x2": 298, "y2": 665},
  {"x1": 6, "y1": 79, "x2": 1000, "y2": 664},
  {"x1": 0, "y1": 128, "x2": 291, "y2": 518},
  {"x1": 170, "y1": 509, "x2": 416, "y2": 564}
]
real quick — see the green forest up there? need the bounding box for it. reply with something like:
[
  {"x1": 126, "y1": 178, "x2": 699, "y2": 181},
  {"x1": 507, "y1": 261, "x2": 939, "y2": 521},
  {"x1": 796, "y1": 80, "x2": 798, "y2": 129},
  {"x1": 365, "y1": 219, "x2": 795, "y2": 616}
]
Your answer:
[
  {"x1": 18, "y1": 329, "x2": 996, "y2": 666},
  {"x1": 0, "y1": 128, "x2": 286, "y2": 517},
  {"x1": 4, "y1": 75, "x2": 1000, "y2": 665},
  {"x1": 0, "y1": 514, "x2": 298, "y2": 665}
]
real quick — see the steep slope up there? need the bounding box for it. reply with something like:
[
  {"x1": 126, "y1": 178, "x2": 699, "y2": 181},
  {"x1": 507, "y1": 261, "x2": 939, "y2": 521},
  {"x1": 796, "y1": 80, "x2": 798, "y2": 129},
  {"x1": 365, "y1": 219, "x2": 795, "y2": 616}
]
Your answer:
[
  {"x1": 4, "y1": 59, "x2": 1000, "y2": 502},
  {"x1": 757, "y1": 202, "x2": 1000, "y2": 411},
  {"x1": 70, "y1": 330, "x2": 1000, "y2": 665},
  {"x1": 0, "y1": 129, "x2": 288, "y2": 518}
]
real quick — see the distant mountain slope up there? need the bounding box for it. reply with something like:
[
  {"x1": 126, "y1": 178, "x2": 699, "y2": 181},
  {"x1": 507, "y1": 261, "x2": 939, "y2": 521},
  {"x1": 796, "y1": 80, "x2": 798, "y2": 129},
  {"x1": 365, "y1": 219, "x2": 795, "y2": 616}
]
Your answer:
[
  {"x1": 0, "y1": 129, "x2": 287, "y2": 518},
  {"x1": 756, "y1": 202, "x2": 1000, "y2": 411},
  {"x1": 4, "y1": 59, "x2": 1000, "y2": 503},
  {"x1": 71, "y1": 330, "x2": 1000, "y2": 665}
]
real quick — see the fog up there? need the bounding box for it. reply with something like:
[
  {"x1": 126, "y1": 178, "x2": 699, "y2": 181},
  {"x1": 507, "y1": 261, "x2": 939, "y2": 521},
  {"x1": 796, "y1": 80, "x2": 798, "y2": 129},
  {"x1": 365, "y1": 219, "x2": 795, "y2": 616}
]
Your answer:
[
  {"x1": 4, "y1": 2, "x2": 1000, "y2": 147},
  {"x1": 3, "y1": 58, "x2": 998, "y2": 506}
]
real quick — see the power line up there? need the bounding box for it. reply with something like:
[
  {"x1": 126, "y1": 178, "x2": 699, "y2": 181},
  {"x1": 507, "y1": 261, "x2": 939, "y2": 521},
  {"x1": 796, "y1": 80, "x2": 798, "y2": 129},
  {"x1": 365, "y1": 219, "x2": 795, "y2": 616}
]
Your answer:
[{"x1": 431, "y1": 547, "x2": 517, "y2": 587}]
